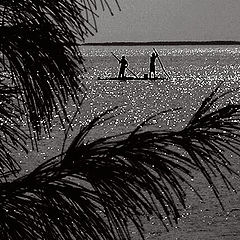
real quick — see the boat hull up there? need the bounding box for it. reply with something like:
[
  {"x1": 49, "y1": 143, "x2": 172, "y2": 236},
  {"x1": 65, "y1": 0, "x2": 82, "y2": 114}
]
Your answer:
[{"x1": 97, "y1": 76, "x2": 166, "y2": 81}]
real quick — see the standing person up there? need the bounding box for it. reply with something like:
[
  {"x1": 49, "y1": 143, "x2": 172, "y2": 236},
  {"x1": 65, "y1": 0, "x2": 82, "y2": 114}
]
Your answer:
[
  {"x1": 149, "y1": 52, "x2": 158, "y2": 79},
  {"x1": 118, "y1": 56, "x2": 128, "y2": 79}
]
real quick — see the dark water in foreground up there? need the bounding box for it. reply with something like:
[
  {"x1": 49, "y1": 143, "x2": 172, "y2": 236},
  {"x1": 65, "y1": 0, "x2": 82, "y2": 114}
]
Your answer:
[{"x1": 23, "y1": 45, "x2": 240, "y2": 239}]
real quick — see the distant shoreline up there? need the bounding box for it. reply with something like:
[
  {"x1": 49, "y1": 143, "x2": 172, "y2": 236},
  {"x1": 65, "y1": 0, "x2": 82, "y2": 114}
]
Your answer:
[{"x1": 83, "y1": 41, "x2": 240, "y2": 46}]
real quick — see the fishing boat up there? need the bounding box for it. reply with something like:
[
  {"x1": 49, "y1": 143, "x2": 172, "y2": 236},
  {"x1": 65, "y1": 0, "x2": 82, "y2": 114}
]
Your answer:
[
  {"x1": 97, "y1": 74, "x2": 166, "y2": 81},
  {"x1": 97, "y1": 49, "x2": 170, "y2": 81}
]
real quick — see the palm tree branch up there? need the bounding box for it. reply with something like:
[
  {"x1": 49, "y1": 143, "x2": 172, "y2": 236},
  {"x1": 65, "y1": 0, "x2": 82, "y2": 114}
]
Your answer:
[{"x1": 0, "y1": 88, "x2": 239, "y2": 239}]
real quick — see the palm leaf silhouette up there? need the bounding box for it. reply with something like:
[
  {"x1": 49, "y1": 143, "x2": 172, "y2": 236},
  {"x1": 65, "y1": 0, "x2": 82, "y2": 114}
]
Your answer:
[
  {"x1": 0, "y1": 0, "x2": 120, "y2": 136},
  {"x1": 0, "y1": 87, "x2": 239, "y2": 239},
  {"x1": 0, "y1": 0, "x2": 239, "y2": 239},
  {"x1": 0, "y1": 0, "x2": 119, "y2": 176},
  {"x1": 0, "y1": 81, "x2": 28, "y2": 180}
]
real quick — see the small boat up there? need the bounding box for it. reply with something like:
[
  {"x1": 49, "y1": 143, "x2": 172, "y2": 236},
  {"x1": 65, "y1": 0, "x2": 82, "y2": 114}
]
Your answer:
[
  {"x1": 97, "y1": 75, "x2": 166, "y2": 81},
  {"x1": 97, "y1": 49, "x2": 170, "y2": 81}
]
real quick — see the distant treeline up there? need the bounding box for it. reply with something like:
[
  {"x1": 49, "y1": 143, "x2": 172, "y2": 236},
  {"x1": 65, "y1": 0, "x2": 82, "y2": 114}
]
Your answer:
[{"x1": 83, "y1": 41, "x2": 240, "y2": 46}]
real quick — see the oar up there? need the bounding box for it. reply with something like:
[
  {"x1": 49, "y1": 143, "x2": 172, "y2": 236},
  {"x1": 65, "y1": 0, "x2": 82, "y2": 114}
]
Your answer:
[
  {"x1": 111, "y1": 52, "x2": 138, "y2": 78},
  {"x1": 153, "y1": 48, "x2": 170, "y2": 79}
]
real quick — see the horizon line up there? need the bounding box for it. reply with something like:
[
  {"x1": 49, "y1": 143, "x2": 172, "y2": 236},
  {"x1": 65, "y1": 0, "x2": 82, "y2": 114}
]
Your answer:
[{"x1": 83, "y1": 40, "x2": 240, "y2": 46}]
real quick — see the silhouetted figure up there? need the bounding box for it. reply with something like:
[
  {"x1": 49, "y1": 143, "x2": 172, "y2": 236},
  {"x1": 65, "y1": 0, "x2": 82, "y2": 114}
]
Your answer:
[
  {"x1": 118, "y1": 56, "x2": 128, "y2": 79},
  {"x1": 149, "y1": 52, "x2": 158, "y2": 79}
]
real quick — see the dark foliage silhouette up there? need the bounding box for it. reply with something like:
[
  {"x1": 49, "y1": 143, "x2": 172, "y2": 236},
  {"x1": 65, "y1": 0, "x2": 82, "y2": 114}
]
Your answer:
[
  {"x1": 1, "y1": 87, "x2": 240, "y2": 239},
  {"x1": 0, "y1": 0, "x2": 119, "y2": 175},
  {"x1": 0, "y1": 1, "x2": 239, "y2": 240}
]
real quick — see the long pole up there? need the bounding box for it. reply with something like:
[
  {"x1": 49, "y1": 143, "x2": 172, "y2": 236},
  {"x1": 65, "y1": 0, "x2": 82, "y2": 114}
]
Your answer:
[
  {"x1": 111, "y1": 52, "x2": 138, "y2": 78},
  {"x1": 153, "y1": 48, "x2": 170, "y2": 79}
]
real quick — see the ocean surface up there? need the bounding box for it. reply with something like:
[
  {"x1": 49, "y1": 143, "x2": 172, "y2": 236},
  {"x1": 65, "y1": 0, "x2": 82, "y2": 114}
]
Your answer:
[{"x1": 23, "y1": 45, "x2": 240, "y2": 239}]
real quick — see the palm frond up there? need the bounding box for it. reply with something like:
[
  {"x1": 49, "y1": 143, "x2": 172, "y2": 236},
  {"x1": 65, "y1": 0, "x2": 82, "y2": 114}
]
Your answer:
[
  {"x1": 0, "y1": 0, "x2": 120, "y2": 40},
  {"x1": 0, "y1": 0, "x2": 120, "y2": 178},
  {"x1": 0, "y1": 87, "x2": 239, "y2": 239},
  {"x1": 0, "y1": 80, "x2": 28, "y2": 181},
  {"x1": 0, "y1": 0, "x2": 120, "y2": 136}
]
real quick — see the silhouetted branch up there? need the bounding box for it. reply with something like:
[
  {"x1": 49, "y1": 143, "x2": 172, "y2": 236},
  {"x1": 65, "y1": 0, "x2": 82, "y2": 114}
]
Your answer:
[
  {"x1": 0, "y1": 0, "x2": 120, "y2": 177},
  {"x1": 0, "y1": 81, "x2": 28, "y2": 180},
  {"x1": 0, "y1": 87, "x2": 239, "y2": 239},
  {"x1": 0, "y1": 0, "x2": 120, "y2": 138}
]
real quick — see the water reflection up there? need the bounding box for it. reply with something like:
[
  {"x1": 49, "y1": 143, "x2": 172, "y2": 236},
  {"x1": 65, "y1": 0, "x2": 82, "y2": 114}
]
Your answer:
[{"x1": 21, "y1": 45, "x2": 240, "y2": 239}]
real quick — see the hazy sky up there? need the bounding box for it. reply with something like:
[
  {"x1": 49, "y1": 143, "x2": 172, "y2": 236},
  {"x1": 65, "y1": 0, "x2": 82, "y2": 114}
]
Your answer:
[{"x1": 86, "y1": 0, "x2": 240, "y2": 43}]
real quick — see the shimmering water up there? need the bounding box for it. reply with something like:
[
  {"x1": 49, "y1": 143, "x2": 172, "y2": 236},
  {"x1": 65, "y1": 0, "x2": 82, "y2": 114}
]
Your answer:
[
  {"x1": 82, "y1": 45, "x2": 240, "y2": 127},
  {"x1": 79, "y1": 45, "x2": 240, "y2": 240},
  {"x1": 23, "y1": 45, "x2": 240, "y2": 239}
]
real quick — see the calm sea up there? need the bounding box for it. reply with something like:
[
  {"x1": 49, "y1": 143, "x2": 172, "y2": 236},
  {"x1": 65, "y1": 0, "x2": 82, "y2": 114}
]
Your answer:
[
  {"x1": 81, "y1": 45, "x2": 240, "y2": 131},
  {"x1": 24, "y1": 45, "x2": 240, "y2": 239}
]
